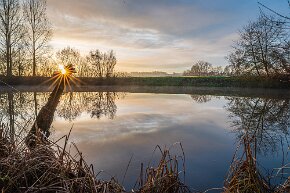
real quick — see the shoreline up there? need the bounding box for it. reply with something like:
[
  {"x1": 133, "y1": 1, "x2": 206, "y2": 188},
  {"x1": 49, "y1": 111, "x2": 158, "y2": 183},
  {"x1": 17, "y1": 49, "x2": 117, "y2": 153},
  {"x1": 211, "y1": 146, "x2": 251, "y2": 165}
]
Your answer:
[
  {"x1": 0, "y1": 85, "x2": 289, "y2": 99},
  {"x1": 0, "y1": 76, "x2": 289, "y2": 89}
]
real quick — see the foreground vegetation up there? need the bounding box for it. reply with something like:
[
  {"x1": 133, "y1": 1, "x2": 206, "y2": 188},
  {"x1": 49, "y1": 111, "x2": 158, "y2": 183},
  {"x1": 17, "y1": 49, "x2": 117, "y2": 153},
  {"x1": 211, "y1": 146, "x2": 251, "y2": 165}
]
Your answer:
[
  {"x1": 2, "y1": 127, "x2": 290, "y2": 192},
  {"x1": 0, "y1": 125, "x2": 189, "y2": 193}
]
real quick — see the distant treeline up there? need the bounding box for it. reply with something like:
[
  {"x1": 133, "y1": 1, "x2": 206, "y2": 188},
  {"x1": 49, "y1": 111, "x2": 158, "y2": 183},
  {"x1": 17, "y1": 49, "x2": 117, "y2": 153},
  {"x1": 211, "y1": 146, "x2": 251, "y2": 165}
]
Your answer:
[
  {"x1": 119, "y1": 71, "x2": 182, "y2": 77},
  {"x1": 2, "y1": 76, "x2": 289, "y2": 89}
]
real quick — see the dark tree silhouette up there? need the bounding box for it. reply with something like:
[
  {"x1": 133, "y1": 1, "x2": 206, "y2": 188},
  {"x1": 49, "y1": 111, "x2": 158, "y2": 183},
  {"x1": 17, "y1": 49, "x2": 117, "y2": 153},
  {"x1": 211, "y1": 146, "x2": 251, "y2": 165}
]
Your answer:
[
  {"x1": 228, "y1": 15, "x2": 290, "y2": 76},
  {"x1": 0, "y1": 0, "x2": 24, "y2": 77},
  {"x1": 183, "y1": 61, "x2": 224, "y2": 76},
  {"x1": 23, "y1": 0, "x2": 52, "y2": 76},
  {"x1": 87, "y1": 49, "x2": 117, "y2": 78}
]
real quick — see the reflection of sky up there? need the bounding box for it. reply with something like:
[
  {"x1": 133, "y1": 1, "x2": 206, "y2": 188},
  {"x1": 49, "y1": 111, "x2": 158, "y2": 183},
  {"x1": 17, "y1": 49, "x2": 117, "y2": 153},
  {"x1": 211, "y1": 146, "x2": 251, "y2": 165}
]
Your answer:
[
  {"x1": 51, "y1": 93, "x2": 235, "y2": 190},
  {"x1": 51, "y1": 93, "x2": 288, "y2": 191}
]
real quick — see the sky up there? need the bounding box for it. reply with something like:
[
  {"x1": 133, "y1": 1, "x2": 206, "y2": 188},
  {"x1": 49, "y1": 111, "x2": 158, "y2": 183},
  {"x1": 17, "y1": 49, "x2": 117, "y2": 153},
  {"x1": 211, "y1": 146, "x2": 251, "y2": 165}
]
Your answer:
[{"x1": 47, "y1": 0, "x2": 289, "y2": 73}]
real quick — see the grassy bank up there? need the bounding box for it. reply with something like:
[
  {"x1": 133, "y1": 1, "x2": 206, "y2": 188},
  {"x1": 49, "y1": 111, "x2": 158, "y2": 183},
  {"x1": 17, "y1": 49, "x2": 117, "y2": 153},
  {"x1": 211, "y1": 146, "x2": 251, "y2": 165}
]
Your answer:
[{"x1": 0, "y1": 76, "x2": 289, "y2": 89}]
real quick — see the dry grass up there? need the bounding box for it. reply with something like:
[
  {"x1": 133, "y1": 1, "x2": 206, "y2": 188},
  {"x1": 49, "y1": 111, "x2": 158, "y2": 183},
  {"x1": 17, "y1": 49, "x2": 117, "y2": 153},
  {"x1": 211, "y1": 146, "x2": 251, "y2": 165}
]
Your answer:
[
  {"x1": 3, "y1": 122, "x2": 290, "y2": 193},
  {"x1": 223, "y1": 137, "x2": 271, "y2": 193},
  {"x1": 0, "y1": 125, "x2": 125, "y2": 193},
  {"x1": 275, "y1": 177, "x2": 290, "y2": 193},
  {"x1": 0, "y1": 124, "x2": 189, "y2": 193},
  {"x1": 135, "y1": 144, "x2": 190, "y2": 193}
]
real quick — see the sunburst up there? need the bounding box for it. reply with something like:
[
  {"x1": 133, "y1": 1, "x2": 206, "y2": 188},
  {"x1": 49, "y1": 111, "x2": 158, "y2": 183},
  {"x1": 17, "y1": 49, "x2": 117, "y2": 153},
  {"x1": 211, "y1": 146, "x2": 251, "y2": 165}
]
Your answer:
[{"x1": 44, "y1": 64, "x2": 81, "y2": 91}]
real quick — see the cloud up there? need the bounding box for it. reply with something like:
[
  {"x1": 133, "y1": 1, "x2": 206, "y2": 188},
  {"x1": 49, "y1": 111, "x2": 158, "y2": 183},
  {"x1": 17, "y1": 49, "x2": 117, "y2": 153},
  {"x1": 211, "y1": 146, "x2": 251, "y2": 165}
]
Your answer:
[
  {"x1": 48, "y1": 0, "x2": 226, "y2": 35},
  {"x1": 46, "y1": 0, "x2": 283, "y2": 72}
]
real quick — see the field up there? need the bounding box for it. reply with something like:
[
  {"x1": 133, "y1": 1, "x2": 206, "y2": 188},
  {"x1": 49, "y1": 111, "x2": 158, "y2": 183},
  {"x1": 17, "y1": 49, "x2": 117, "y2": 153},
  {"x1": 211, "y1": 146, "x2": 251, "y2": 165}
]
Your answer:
[{"x1": 0, "y1": 75, "x2": 289, "y2": 89}]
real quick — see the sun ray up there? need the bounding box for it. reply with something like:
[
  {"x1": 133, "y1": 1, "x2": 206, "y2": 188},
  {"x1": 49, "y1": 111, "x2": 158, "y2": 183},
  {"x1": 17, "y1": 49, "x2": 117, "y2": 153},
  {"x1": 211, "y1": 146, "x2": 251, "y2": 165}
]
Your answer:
[
  {"x1": 42, "y1": 74, "x2": 60, "y2": 85},
  {"x1": 68, "y1": 76, "x2": 81, "y2": 86},
  {"x1": 48, "y1": 75, "x2": 62, "y2": 90},
  {"x1": 42, "y1": 64, "x2": 77, "y2": 93}
]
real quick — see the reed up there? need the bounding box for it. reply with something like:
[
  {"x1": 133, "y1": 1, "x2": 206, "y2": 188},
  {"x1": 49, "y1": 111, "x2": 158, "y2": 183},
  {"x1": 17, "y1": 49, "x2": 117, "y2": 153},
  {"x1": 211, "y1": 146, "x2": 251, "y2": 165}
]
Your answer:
[
  {"x1": 0, "y1": 124, "x2": 188, "y2": 193},
  {"x1": 0, "y1": 125, "x2": 125, "y2": 193},
  {"x1": 135, "y1": 144, "x2": 190, "y2": 193},
  {"x1": 3, "y1": 122, "x2": 290, "y2": 192},
  {"x1": 223, "y1": 136, "x2": 271, "y2": 193}
]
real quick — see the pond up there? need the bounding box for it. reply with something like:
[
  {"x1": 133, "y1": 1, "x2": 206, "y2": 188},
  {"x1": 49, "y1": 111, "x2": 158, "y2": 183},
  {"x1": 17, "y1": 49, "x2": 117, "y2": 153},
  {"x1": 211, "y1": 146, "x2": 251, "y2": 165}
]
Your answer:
[{"x1": 0, "y1": 86, "x2": 289, "y2": 192}]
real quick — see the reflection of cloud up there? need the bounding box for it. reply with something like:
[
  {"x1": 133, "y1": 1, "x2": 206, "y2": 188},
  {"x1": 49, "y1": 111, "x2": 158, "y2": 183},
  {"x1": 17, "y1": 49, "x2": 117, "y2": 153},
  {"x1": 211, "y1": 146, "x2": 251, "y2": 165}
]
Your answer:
[
  {"x1": 50, "y1": 93, "x2": 237, "y2": 189},
  {"x1": 52, "y1": 93, "x2": 230, "y2": 140},
  {"x1": 52, "y1": 112, "x2": 233, "y2": 190},
  {"x1": 47, "y1": 0, "x2": 288, "y2": 72}
]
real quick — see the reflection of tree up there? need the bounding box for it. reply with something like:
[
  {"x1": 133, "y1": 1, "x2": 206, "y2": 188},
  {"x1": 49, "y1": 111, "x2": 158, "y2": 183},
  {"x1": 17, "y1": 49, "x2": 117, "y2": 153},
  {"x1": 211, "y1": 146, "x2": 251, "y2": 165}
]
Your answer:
[
  {"x1": 190, "y1": 95, "x2": 213, "y2": 103},
  {"x1": 57, "y1": 92, "x2": 126, "y2": 121},
  {"x1": 89, "y1": 92, "x2": 118, "y2": 119},
  {"x1": 0, "y1": 92, "x2": 37, "y2": 141},
  {"x1": 0, "y1": 91, "x2": 126, "y2": 135},
  {"x1": 226, "y1": 97, "x2": 290, "y2": 154},
  {"x1": 57, "y1": 92, "x2": 83, "y2": 121},
  {"x1": 7, "y1": 93, "x2": 15, "y2": 141}
]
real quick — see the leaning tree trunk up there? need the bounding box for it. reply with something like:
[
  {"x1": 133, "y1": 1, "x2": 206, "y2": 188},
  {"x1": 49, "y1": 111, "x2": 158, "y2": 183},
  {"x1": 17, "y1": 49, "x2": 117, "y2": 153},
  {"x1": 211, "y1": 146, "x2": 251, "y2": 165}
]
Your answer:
[
  {"x1": 25, "y1": 77, "x2": 65, "y2": 148},
  {"x1": 25, "y1": 65, "x2": 76, "y2": 148}
]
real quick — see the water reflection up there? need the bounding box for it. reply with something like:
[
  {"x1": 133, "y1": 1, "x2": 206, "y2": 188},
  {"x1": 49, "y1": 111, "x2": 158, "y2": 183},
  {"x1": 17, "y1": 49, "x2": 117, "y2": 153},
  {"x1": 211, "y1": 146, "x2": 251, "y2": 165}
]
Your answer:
[
  {"x1": 26, "y1": 81, "x2": 65, "y2": 147},
  {"x1": 0, "y1": 91, "x2": 126, "y2": 140},
  {"x1": 226, "y1": 97, "x2": 290, "y2": 154},
  {"x1": 0, "y1": 88, "x2": 289, "y2": 190},
  {"x1": 57, "y1": 92, "x2": 126, "y2": 121},
  {"x1": 0, "y1": 92, "x2": 36, "y2": 141},
  {"x1": 190, "y1": 95, "x2": 214, "y2": 103}
]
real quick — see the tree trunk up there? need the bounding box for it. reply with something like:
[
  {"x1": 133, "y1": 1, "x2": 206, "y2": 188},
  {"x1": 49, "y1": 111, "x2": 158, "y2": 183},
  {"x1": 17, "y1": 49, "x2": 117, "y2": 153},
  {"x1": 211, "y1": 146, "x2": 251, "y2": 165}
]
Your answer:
[
  {"x1": 32, "y1": 39, "x2": 36, "y2": 76},
  {"x1": 26, "y1": 78, "x2": 65, "y2": 148},
  {"x1": 8, "y1": 92, "x2": 15, "y2": 143},
  {"x1": 34, "y1": 92, "x2": 38, "y2": 118}
]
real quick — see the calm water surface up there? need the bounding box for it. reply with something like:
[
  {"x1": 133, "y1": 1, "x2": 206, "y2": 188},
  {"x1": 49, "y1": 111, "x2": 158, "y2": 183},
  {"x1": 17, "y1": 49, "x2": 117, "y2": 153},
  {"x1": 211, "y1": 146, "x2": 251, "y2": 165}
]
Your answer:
[{"x1": 0, "y1": 88, "x2": 289, "y2": 191}]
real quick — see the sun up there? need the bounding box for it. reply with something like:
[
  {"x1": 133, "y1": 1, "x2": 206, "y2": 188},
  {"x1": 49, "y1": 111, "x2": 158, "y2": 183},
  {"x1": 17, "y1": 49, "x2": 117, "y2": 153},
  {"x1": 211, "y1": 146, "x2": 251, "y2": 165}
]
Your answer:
[
  {"x1": 44, "y1": 64, "x2": 79, "y2": 92},
  {"x1": 58, "y1": 64, "x2": 67, "y2": 75}
]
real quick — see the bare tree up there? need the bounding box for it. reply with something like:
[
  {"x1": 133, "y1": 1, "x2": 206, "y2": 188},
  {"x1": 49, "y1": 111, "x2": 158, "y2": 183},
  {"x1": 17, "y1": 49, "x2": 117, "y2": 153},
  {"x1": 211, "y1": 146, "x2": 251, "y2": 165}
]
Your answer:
[
  {"x1": 183, "y1": 61, "x2": 225, "y2": 76},
  {"x1": 183, "y1": 61, "x2": 212, "y2": 76},
  {"x1": 56, "y1": 47, "x2": 85, "y2": 77},
  {"x1": 258, "y1": 1, "x2": 290, "y2": 21},
  {"x1": 105, "y1": 50, "x2": 116, "y2": 78},
  {"x1": 87, "y1": 50, "x2": 103, "y2": 77},
  {"x1": 0, "y1": 0, "x2": 24, "y2": 77},
  {"x1": 23, "y1": 0, "x2": 52, "y2": 76},
  {"x1": 56, "y1": 47, "x2": 81, "y2": 65},
  {"x1": 13, "y1": 43, "x2": 28, "y2": 76},
  {"x1": 87, "y1": 49, "x2": 117, "y2": 78},
  {"x1": 228, "y1": 15, "x2": 289, "y2": 76}
]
